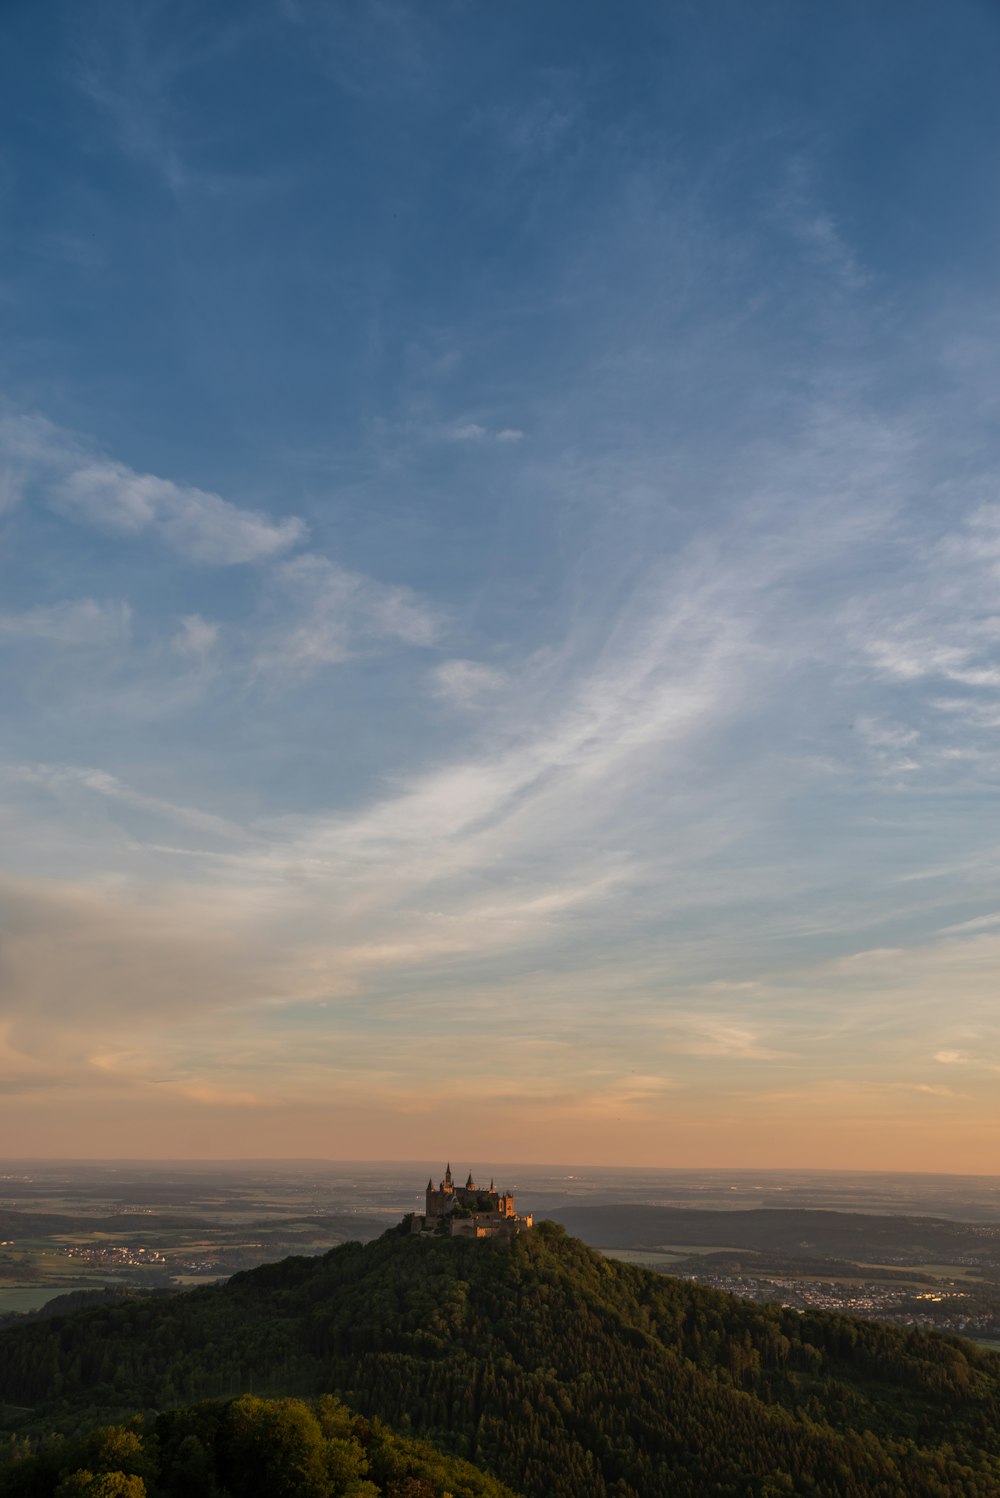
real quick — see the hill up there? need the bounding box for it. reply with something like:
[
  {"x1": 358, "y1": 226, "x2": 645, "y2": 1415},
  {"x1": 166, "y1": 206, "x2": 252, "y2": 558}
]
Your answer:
[
  {"x1": 0, "y1": 1392, "x2": 519, "y2": 1497},
  {"x1": 550, "y1": 1204, "x2": 1000, "y2": 1264},
  {"x1": 2, "y1": 1220, "x2": 1000, "y2": 1496}
]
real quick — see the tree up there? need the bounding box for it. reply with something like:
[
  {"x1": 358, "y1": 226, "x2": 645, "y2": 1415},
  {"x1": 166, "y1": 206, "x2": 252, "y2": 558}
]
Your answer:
[
  {"x1": 54, "y1": 1476, "x2": 146, "y2": 1498},
  {"x1": 221, "y1": 1396, "x2": 332, "y2": 1498}
]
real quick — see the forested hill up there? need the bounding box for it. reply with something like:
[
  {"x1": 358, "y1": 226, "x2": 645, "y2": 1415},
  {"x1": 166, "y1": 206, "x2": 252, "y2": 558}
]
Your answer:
[
  {"x1": 0, "y1": 1394, "x2": 519, "y2": 1498},
  {"x1": 3, "y1": 1221, "x2": 1000, "y2": 1497}
]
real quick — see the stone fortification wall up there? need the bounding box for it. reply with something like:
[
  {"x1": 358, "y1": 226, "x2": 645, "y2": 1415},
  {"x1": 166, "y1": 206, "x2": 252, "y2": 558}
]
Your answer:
[{"x1": 414, "y1": 1166, "x2": 533, "y2": 1238}]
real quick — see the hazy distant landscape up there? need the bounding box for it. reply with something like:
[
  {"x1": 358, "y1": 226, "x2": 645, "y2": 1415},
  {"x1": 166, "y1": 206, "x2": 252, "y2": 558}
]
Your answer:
[{"x1": 3, "y1": 1161, "x2": 999, "y2": 1349}]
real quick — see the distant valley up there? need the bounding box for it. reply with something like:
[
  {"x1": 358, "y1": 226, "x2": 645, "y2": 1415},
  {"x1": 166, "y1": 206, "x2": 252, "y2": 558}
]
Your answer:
[{"x1": 2, "y1": 1163, "x2": 999, "y2": 1347}]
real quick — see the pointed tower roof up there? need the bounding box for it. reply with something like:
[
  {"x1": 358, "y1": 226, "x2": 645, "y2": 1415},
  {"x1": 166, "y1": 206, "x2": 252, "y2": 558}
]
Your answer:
[
  {"x1": 426, "y1": 1177, "x2": 433, "y2": 1191},
  {"x1": 466, "y1": 1171, "x2": 475, "y2": 1189}
]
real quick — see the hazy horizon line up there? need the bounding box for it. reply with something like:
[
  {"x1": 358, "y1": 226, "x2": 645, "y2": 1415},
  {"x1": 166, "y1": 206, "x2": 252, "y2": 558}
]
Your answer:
[{"x1": 2, "y1": 1156, "x2": 999, "y2": 1181}]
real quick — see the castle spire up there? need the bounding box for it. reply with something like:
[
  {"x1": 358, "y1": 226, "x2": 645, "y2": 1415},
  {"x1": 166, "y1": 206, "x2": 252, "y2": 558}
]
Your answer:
[{"x1": 412, "y1": 1164, "x2": 532, "y2": 1237}]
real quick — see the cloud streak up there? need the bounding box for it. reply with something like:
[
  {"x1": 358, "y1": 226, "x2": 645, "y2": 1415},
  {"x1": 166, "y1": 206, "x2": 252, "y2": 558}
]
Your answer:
[
  {"x1": 0, "y1": 599, "x2": 131, "y2": 646},
  {"x1": 255, "y1": 554, "x2": 443, "y2": 671},
  {"x1": 1, "y1": 413, "x2": 306, "y2": 564}
]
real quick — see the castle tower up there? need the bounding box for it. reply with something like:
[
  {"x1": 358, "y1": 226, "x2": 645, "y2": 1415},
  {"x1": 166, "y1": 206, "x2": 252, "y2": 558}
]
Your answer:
[{"x1": 413, "y1": 1165, "x2": 532, "y2": 1238}]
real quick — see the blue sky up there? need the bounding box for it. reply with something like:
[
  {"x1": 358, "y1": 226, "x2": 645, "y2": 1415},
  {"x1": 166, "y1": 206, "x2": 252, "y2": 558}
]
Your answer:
[{"x1": 3, "y1": 0, "x2": 1000, "y2": 1165}]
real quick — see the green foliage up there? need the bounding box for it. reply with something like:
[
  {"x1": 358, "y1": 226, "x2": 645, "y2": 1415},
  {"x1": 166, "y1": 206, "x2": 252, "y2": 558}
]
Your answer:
[
  {"x1": 2, "y1": 1222, "x2": 1000, "y2": 1495},
  {"x1": 54, "y1": 1476, "x2": 145, "y2": 1498},
  {"x1": 0, "y1": 1397, "x2": 514, "y2": 1498},
  {"x1": 222, "y1": 1396, "x2": 332, "y2": 1497}
]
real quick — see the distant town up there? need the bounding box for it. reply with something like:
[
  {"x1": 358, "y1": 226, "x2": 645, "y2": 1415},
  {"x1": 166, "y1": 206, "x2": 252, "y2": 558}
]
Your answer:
[{"x1": 655, "y1": 1266, "x2": 1000, "y2": 1343}]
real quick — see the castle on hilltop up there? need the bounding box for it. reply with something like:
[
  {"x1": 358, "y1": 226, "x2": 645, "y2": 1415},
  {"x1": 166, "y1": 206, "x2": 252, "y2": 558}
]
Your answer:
[{"x1": 410, "y1": 1164, "x2": 533, "y2": 1239}]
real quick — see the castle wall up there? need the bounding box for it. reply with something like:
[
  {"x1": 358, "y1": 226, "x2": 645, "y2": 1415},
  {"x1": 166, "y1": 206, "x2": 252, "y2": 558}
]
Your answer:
[
  {"x1": 450, "y1": 1212, "x2": 533, "y2": 1239},
  {"x1": 418, "y1": 1167, "x2": 532, "y2": 1238}
]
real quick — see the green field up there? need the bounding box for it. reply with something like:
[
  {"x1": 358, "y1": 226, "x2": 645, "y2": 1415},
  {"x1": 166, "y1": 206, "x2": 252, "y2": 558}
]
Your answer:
[
  {"x1": 597, "y1": 1247, "x2": 685, "y2": 1267},
  {"x1": 0, "y1": 1207, "x2": 377, "y2": 1319},
  {"x1": 901, "y1": 1262, "x2": 989, "y2": 1281}
]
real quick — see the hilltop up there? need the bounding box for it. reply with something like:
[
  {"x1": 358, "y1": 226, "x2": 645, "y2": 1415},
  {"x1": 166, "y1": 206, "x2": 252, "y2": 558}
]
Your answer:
[{"x1": 2, "y1": 1221, "x2": 1000, "y2": 1496}]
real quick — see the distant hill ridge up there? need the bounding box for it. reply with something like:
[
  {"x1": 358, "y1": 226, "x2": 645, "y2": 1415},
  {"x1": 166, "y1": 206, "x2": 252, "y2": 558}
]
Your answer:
[
  {"x1": 550, "y1": 1203, "x2": 1000, "y2": 1260},
  {"x1": 2, "y1": 1220, "x2": 1000, "y2": 1496}
]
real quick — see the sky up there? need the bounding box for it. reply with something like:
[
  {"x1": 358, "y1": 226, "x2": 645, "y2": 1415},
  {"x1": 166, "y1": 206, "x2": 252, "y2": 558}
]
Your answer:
[{"x1": 2, "y1": 0, "x2": 1000, "y2": 1169}]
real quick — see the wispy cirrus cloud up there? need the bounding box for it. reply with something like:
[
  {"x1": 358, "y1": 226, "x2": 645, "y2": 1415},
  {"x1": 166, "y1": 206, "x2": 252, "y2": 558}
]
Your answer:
[
  {"x1": 71, "y1": 5, "x2": 268, "y2": 197},
  {"x1": 171, "y1": 614, "x2": 220, "y2": 656},
  {"x1": 0, "y1": 598, "x2": 131, "y2": 646},
  {"x1": 1, "y1": 412, "x2": 305, "y2": 564},
  {"x1": 442, "y1": 421, "x2": 524, "y2": 444},
  {"x1": 53, "y1": 459, "x2": 305, "y2": 563},
  {"x1": 4, "y1": 761, "x2": 247, "y2": 841},
  {"x1": 852, "y1": 500, "x2": 1000, "y2": 699},
  {"x1": 278, "y1": 0, "x2": 432, "y2": 100},
  {"x1": 76, "y1": 40, "x2": 186, "y2": 195},
  {"x1": 658, "y1": 1017, "x2": 793, "y2": 1061},
  {"x1": 255, "y1": 553, "x2": 443, "y2": 672},
  {"x1": 431, "y1": 658, "x2": 508, "y2": 707},
  {"x1": 394, "y1": 416, "x2": 526, "y2": 447},
  {"x1": 776, "y1": 156, "x2": 870, "y2": 292},
  {"x1": 6, "y1": 363, "x2": 1000, "y2": 1153}
]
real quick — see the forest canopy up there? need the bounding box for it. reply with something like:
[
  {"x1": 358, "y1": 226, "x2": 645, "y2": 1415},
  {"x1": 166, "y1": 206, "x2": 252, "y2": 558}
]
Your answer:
[{"x1": 2, "y1": 1222, "x2": 1000, "y2": 1497}]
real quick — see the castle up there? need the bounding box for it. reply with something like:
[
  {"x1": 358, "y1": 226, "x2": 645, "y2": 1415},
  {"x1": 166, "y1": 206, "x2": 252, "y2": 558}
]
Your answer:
[{"x1": 410, "y1": 1164, "x2": 533, "y2": 1239}]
